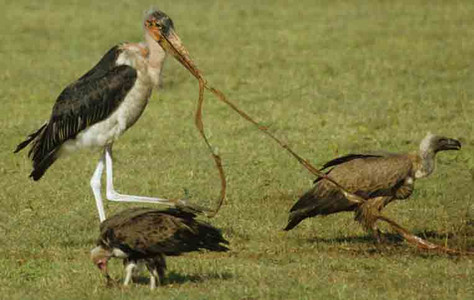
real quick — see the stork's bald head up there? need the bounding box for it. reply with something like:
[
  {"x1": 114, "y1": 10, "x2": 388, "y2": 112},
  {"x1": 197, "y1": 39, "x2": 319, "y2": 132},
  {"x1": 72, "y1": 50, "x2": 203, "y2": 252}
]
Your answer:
[
  {"x1": 420, "y1": 133, "x2": 461, "y2": 154},
  {"x1": 144, "y1": 9, "x2": 202, "y2": 80},
  {"x1": 144, "y1": 9, "x2": 175, "y2": 37}
]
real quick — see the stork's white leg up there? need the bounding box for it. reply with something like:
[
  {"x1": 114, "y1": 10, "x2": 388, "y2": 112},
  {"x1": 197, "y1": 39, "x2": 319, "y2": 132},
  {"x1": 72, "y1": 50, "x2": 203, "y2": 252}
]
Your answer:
[
  {"x1": 123, "y1": 262, "x2": 137, "y2": 286},
  {"x1": 90, "y1": 155, "x2": 106, "y2": 222},
  {"x1": 104, "y1": 146, "x2": 178, "y2": 206}
]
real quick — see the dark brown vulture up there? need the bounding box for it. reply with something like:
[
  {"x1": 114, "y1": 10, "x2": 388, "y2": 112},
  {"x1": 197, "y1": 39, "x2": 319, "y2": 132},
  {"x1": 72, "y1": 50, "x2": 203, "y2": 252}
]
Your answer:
[
  {"x1": 90, "y1": 207, "x2": 229, "y2": 289},
  {"x1": 284, "y1": 133, "x2": 461, "y2": 240}
]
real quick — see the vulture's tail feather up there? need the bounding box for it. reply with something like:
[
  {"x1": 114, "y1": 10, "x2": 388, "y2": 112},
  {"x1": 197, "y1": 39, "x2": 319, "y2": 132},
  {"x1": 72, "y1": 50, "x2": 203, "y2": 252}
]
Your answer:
[
  {"x1": 192, "y1": 221, "x2": 229, "y2": 252},
  {"x1": 162, "y1": 208, "x2": 229, "y2": 253},
  {"x1": 284, "y1": 213, "x2": 306, "y2": 231},
  {"x1": 284, "y1": 185, "x2": 356, "y2": 231}
]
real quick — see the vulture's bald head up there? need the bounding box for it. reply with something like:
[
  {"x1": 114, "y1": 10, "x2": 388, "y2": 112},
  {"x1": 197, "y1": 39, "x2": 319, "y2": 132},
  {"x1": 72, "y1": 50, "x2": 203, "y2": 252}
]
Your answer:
[{"x1": 420, "y1": 133, "x2": 461, "y2": 154}]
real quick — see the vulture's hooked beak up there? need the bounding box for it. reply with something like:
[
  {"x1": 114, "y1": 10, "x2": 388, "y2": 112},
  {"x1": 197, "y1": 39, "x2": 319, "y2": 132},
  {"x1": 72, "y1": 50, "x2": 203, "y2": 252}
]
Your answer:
[
  {"x1": 438, "y1": 138, "x2": 462, "y2": 152},
  {"x1": 91, "y1": 247, "x2": 113, "y2": 286},
  {"x1": 145, "y1": 10, "x2": 203, "y2": 80},
  {"x1": 96, "y1": 258, "x2": 115, "y2": 286}
]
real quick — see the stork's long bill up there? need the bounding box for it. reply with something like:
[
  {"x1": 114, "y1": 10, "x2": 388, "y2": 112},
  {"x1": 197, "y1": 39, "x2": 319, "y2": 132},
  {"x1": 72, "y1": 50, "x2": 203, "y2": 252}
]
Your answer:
[{"x1": 145, "y1": 10, "x2": 203, "y2": 80}]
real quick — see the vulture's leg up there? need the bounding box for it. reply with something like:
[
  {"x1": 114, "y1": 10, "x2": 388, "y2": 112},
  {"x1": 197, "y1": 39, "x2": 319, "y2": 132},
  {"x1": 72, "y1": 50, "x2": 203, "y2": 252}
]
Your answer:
[
  {"x1": 123, "y1": 261, "x2": 137, "y2": 286},
  {"x1": 103, "y1": 145, "x2": 177, "y2": 206},
  {"x1": 132, "y1": 261, "x2": 145, "y2": 281},
  {"x1": 145, "y1": 259, "x2": 158, "y2": 289},
  {"x1": 146, "y1": 256, "x2": 166, "y2": 289},
  {"x1": 355, "y1": 197, "x2": 392, "y2": 242},
  {"x1": 149, "y1": 270, "x2": 157, "y2": 290},
  {"x1": 155, "y1": 255, "x2": 167, "y2": 285},
  {"x1": 90, "y1": 153, "x2": 106, "y2": 222}
]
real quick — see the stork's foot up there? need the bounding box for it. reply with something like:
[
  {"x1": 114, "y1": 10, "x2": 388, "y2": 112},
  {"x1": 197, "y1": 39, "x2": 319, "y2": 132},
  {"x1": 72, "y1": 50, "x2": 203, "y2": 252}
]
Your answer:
[
  {"x1": 175, "y1": 199, "x2": 210, "y2": 215},
  {"x1": 106, "y1": 189, "x2": 176, "y2": 205}
]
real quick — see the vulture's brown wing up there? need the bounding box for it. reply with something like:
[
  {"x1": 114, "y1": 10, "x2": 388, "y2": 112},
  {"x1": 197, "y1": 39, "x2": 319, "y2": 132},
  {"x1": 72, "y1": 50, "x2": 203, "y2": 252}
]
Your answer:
[
  {"x1": 328, "y1": 154, "x2": 414, "y2": 199},
  {"x1": 99, "y1": 207, "x2": 157, "y2": 233},
  {"x1": 320, "y1": 154, "x2": 383, "y2": 171},
  {"x1": 285, "y1": 154, "x2": 414, "y2": 231},
  {"x1": 102, "y1": 209, "x2": 228, "y2": 257},
  {"x1": 313, "y1": 154, "x2": 383, "y2": 184}
]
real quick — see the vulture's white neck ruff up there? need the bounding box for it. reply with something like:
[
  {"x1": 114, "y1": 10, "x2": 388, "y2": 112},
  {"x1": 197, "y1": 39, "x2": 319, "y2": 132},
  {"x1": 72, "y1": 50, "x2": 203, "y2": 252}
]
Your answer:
[{"x1": 416, "y1": 133, "x2": 436, "y2": 178}]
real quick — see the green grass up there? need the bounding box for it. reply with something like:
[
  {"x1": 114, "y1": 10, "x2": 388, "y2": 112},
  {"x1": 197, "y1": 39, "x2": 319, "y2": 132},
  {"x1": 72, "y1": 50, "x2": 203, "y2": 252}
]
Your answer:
[{"x1": 2, "y1": 0, "x2": 473, "y2": 299}]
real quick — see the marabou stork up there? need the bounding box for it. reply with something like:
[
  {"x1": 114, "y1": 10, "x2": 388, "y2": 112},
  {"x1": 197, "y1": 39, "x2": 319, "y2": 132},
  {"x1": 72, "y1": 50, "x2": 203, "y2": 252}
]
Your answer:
[
  {"x1": 90, "y1": 207, "x2": 229, "y2": 289},
  {"x1": 14, "y1": 10, "x2": 201, "y2": 222},
  {"x1": 284, "y1": 133, "x2": 461, "y2": 240}
]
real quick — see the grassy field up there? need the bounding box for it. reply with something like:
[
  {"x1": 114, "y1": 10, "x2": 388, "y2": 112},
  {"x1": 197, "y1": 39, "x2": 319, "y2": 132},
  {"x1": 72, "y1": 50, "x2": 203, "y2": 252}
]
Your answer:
[{"x1": 1, "y1": 0, "x2": 473, "y2": 299}]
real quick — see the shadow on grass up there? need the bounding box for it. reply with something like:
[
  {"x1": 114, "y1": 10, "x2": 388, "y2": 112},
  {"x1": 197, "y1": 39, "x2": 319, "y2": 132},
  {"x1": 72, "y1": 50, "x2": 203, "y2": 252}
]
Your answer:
[
  {"x1": 305, "y1": 221, "x2": 474, "y2": 256},
  {"x1": 132, "y1": 271, "x2": 233, "y2": 287},
  {"x1": 307, "y1": 233, "x2": 403, "y2": 245}
]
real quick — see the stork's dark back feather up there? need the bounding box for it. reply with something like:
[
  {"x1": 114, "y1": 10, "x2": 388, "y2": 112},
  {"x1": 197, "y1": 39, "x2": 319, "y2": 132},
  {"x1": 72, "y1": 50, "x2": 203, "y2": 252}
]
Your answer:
[
  {"x1": 98, "y1": 208, "x2": 229, "y2": 259},
  {"x1": 77, "y1": 45, "x2": 123, "y2": 82},
  {"x1": 14, "y1": 46, "x2": 137, "y2": 180}
]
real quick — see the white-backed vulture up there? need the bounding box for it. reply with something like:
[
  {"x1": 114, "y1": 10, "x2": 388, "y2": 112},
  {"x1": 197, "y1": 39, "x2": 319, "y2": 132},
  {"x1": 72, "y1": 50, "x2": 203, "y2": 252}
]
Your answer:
[
  {"x1": 91, "y1": 207, "x2": 229, "y2": 289},
  {"x1": 284, "y1": 133, "x2": 461, "y2": 239}
]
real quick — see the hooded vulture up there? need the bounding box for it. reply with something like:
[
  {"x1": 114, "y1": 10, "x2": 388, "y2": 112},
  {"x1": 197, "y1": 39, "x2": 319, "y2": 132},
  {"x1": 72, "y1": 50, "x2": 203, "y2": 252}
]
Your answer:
[
  {"x1": 90, "y1": 207, "x2": 229, "y2": 289},
  {"x1": 284, "y1": 133, "x2": 461, "y2": 240}
]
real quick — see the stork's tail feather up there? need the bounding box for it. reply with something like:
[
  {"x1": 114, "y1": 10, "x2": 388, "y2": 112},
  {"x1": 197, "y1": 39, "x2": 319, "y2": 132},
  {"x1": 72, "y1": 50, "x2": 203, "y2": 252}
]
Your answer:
[
  {"x1": 15, "y1": 123, "x2": 58, "y2": 181},
  {"x1": 14, "y1": 123, "x2": 47, "y2": 154},
  {"x1": 29, "y1": 148, "x2": 59, "y2": 181}
]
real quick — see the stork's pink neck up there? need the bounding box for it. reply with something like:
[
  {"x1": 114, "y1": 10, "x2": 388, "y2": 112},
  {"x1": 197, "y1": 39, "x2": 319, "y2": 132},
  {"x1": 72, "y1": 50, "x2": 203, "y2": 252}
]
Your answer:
[
  {"x1": 144, "y1": 33, "x2": 166, "y2": 87},
  {"x1": 145, "y1": 33, "x2": 166, "y2": 68}
]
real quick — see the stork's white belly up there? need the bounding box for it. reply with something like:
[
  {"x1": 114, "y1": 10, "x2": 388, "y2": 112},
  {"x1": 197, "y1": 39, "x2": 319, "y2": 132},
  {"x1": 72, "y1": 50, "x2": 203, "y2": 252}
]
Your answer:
[{"x1": 61, "y1": 78, "x2": 152, "y2": 153}]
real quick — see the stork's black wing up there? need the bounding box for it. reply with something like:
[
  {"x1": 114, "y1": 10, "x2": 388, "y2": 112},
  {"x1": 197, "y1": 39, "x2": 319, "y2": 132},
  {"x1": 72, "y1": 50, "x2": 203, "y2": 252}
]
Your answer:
[{"x1": 15, "y1": 46, "x2": 137, "y2": 180}]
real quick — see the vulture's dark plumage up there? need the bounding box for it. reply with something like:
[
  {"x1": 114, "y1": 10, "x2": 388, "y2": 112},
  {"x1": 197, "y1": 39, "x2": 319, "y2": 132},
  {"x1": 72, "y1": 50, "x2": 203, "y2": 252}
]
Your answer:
[
  {"x1": 91, "y1": 207, "x2": 229, "y2": 289},
  {"x1": 284, "y1": 133, "x2": 461, "y2": 239}
]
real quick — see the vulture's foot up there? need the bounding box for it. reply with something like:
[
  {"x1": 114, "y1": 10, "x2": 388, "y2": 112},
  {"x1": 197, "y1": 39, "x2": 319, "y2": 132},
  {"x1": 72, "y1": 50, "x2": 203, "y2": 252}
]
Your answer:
[{"x1": 371, "y1": 228, "x2": 386, "y2": 244}]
